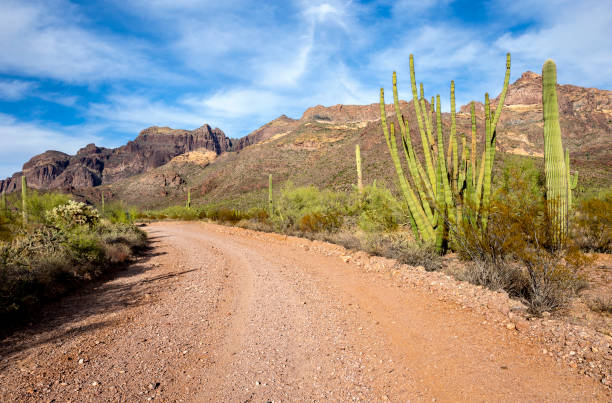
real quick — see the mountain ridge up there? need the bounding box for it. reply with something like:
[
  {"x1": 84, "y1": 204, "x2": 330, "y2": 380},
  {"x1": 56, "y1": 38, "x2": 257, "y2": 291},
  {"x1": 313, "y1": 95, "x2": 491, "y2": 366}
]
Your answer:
[{"x1": 2, "y1": 71, "x2": 610, "y2": 203}]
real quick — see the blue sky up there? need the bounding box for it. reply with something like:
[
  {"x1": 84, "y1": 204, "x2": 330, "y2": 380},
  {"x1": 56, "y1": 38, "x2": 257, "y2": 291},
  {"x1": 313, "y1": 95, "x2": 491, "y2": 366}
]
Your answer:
[{"x1": 0, "y1": 0, "x2": 610, "y2": 178}]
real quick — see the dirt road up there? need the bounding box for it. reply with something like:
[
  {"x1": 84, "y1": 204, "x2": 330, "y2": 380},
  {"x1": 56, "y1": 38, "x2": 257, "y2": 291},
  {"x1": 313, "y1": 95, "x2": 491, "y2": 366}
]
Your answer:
[{"x1": 0, "y1": 221, "x2": 609, "y2": 402}]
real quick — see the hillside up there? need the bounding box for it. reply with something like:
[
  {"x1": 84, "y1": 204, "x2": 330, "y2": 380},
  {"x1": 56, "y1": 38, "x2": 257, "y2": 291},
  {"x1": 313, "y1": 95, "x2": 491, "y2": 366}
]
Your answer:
[
  {"x1": 102, "y1": 71, "x2": 611, "y2": 209},
  {"x1": 0, "y1": 124, "x2": 233, "y2": 193},
  {"x1": 3, "y1": 71, "x2": 610, "y2": 208}
]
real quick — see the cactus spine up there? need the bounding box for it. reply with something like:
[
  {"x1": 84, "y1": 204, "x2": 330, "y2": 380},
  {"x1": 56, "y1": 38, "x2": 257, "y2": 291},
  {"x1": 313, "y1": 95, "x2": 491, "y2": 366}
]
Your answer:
[
  {"x1": 355, "y1": 144, "x2": 363, "y2": 193},
  {"x1": 186, "y1": 188, "x2": 191, "y2": 209},
  {"x1": 379, "y1": 53, "x2": 511, "y2": 251},
  {"x1": 268, "y1": 174, "x2": 273, "y2": 216},
  {"x1": 21, "y1": 176, "x2": 27, "y2": 225},
  {"x1": 542, "y1": 59, "x2": 569, "y2": 247}
]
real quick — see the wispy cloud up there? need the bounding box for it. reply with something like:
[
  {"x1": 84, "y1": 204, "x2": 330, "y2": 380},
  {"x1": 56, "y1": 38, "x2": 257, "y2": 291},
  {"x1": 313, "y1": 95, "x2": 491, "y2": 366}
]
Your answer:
[
  {"x1": 0, "y1": 113, "x2": 100, "y2": 174},
  {"x1": 0, "y1": 79, "x2": 37, "y2": 100},
  {"x1": 0, "y1": 0, "x2": 609, "y2": 178}
]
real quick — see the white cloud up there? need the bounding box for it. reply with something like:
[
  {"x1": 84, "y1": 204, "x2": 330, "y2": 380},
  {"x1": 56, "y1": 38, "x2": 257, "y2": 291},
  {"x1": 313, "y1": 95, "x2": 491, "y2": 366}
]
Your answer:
[
  {"x1": 0, "y1": 79, "x2": 36, "y2": 100},
  {"x1": 0, "y1": 113, "x2": 100, "y2": 177},
  {"x1": 88, "y1": 95, "x2": 208, "y2": 133},
  {"x1": 0, "y1": 0, "x2": 162, "y2": 83},
  {"x1": 495, "y1": 0, "x2": 612, "y2": 88}
]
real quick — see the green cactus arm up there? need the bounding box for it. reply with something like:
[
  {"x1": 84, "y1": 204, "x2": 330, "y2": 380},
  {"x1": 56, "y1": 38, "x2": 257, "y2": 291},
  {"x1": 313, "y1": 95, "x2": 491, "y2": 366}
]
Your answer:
[
  {"x1": 470, "y1": 102, "x2": 477, "y2": 187},
  {"x1": 480, "y1": 93, "x2": 494, "y2": 230},
  {"x1": 355, "y1": 144, "x2": 363, "y2": 192},
  {"x1": 409, "y1": 55, "x2": 437, "y2": 193},
  {"x1": 393, "y1": 72, "x2": 434, "y2": 223},
  {"x1": 491, "y1": 53, "x2": 511, "y2": 134},
  {"x1": 380, "y1": 88, "x2": 434, "y2": 242},
  {"x1": 401, "y1": 132, "x2": 435, "y2": 224},
  {"x1": 268, "y1": 174, "x2": 273, "y2": 214},
  {"x1": 457, "y1": 133, "x2": 468, "y2": 194},
  {"x1": 390, "y1": 122, "x2": 435, "y2": 242},
  {"x1": 450, "y1": 81, "x2": 459, "y2": 192},
  {"x1": 436, "y1": 95, "x2": 456, "y2": 227},
  {"x1": 21, "y1": 175, "x2": 27, "y2": 225}
]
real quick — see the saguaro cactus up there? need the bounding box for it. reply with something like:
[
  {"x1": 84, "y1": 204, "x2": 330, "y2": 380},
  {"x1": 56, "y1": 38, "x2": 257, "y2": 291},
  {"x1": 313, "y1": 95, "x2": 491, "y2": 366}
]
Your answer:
[
  {"x1": 542, "y1": 59, "x2": 568, "y2": 247},
  {"x1": 21, "y1": 176, "x2": 28, "y2": 225},
  {"x1": 379, "y1": 53, "x2": 511, "y2": 251},
  {"x1": 101, "y1": 192, "x2": 105, "y2": 214},
  {"x1": 186, "y1": 188, "x2": 191, "y2": 209},
  {"x1": 355, "y1": 144, "x2": 363, "y2": 193},
  {"x1": 268, "y1": 174, "x2": 273, "y2": 215},
  {"x1": 1, "y1": 190, "x2": 6, "y2": 212}
]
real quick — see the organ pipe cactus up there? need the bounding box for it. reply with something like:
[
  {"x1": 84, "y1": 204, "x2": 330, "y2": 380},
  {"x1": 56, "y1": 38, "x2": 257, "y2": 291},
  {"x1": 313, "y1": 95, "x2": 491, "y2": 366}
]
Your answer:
[
  {"x1": 542, "y1": 59, "x2": 579, "y2": 247},
  {"x1": 268, "y1": 174, "x2": 273, "y2": 216},
  {"x1": 379, "y1": 53, "x2": 511, "y2": 251},
  {"x1": 21, "y1": 176, "x2": 28, "y2": 225},
  {"x1": 355, "y1": 144, "x2": 363, "y2": 193}
]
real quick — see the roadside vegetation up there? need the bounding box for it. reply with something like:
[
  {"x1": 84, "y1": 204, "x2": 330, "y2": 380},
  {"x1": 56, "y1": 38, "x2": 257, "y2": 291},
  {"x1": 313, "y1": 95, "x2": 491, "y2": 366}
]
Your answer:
[
  {"x1": 0, "y1": 188, "x2": 145, "y2": 326},
  {"x1": 137, "y1": 56, "x2": 611, "y2": 318}
]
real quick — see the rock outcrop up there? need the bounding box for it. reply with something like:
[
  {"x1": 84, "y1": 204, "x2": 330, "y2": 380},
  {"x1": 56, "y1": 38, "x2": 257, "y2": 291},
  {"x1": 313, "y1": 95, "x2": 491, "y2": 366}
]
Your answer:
[
  {"x1": 0, "y1": 124, "x2": 232, "y2": 192},
  {"x1": 233, "y1": 115, "x2": 299, "y2": 150}
]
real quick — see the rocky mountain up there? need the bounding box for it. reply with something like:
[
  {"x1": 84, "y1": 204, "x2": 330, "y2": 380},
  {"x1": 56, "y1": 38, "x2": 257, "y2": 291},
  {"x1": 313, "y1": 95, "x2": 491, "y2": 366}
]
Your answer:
[
  {"x1": 3, "y1": 71, "x2": 610, "y2": 207},
  {"x1": 103, "y1": 70, "x2": 610, "y2": 209},
  {"x1": 233, "y1": 115, "x2": 299, "y2": 150},
  {"x1": 0, "y1": 124, "x2": 233, "y2": 192}
]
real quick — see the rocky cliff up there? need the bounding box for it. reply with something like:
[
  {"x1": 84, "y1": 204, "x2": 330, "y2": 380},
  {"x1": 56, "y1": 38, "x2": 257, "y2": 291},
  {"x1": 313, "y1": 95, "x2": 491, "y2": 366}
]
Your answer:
[{"x1": 0, "y1": 124, "x2": 232, "y2": 192}]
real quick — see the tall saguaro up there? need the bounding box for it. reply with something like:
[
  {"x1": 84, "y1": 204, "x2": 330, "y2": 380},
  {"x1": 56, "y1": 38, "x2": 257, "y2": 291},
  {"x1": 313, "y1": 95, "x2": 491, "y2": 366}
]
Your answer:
[
  {"x1": 542, "y1": 59, "x2": 568, "y2": 247},
  {"x1": 355, "y1": 144, "x2": 363, "y2": 193},
  {"x1": 21, "y1": 176, "x2": 28, "y2": 225}
]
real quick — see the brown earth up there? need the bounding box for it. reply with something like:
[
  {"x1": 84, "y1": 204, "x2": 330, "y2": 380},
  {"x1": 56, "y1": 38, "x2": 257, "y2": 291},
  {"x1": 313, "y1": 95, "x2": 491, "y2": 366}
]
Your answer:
[{"x1": 1, "y1": 221, "x2": 609, "y2": 402}]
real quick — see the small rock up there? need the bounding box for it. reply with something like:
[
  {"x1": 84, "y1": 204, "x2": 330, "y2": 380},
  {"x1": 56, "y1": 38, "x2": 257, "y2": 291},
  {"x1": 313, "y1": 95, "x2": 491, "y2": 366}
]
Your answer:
[
  {"x1": 506, "y1": 323, "x2": 516, "y2": 330},
  {"x1": 78, "y1": 359, "x2": 84, "y2": 365},
  {"x1": 91, "y1": 381, "x2": 98, "y2": 386},
  {"x1": 515, "y1": 320, "x2": 530, "y2": 332},
  {"x1": 541, "y1": 312, "x2": 551, "y2": 318},
  {"x1": 255, "y1": 381, "x2": 261, "y2": 386}
]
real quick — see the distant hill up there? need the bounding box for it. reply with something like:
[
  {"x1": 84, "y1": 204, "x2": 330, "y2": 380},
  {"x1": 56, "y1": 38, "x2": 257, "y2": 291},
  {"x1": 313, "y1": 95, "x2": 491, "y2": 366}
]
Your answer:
[
  {"x1": 0, "y1": 124, "x2": 233, "y2": 193},
  {"x1": 3, "y1": 71, "x2": 611, "y2": 209}
]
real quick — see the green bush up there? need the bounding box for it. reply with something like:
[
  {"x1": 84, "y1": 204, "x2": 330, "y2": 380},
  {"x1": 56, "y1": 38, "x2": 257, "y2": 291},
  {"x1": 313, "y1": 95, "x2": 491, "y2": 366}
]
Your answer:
[
  {"x1": 573, "y1": 188, "x2": 612, "y2": 252},
  {"x1": 357, "y1": 184, "x2": 402, "y2": 233},
  {"x1": 273, "y1": 183, "x2": 351, "y2": 232},
  {"x1": 0, "y1": 198, "x2": 146, "y2": 325},
  {"x1": 46, "y1": 200, "x2": 100, "y2": 229}
]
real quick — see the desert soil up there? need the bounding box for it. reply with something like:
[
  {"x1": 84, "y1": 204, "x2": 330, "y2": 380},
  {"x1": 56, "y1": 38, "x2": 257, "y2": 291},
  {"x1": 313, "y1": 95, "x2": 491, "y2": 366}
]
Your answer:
[{"x1": 0, "y1": 221, "x2": 610, "y2": 402}]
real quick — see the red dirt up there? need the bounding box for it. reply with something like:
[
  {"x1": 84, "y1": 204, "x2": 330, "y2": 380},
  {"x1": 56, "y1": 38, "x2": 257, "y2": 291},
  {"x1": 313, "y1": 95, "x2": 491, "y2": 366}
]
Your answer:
[{"x1": 0, "y1": 221, "x2": 609, "y2": 401}]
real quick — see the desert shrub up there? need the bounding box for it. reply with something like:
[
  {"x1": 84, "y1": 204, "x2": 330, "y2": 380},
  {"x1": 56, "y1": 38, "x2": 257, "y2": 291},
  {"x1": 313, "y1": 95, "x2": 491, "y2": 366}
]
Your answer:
[
  {"x1": 298, "y1": 211, "x2": 342, "y2": 232},
  {"x1": 451, "y1": 176, "x2": 591, "y2": 314},
  {"x1": 26, "y1": 191, "x2": 71, "y2": 224},
  {"x1": 0, "y1": 205, "x2": 146, "y2": 325},
  {"x1": 459, "y1": 259, "x2": 527, "y2": 295},
  {"x1": 162, "y1": 205, "x2": 199, "y2": 220},
  {"x1": 361, "y1": 230, "x2": 443, "y2": 271},
  {"x1": 587, "y1": 296, "x2": 612, "y2": 314},
  {"x1": 357, "y1": 184, "x2": 402, "y2": 233},
  {"x1": 102, "y1": 202, "x2": 134, "y2": 224},
  {"x1": 572, "y1": 189, "x2": 612, "y2": 252},
  {"x1": 46, "y1": 200, "x2": 100, "y2": 229},
  {"x1": 273, "y1": 184, "x2": 350, "y2": 232},
  {"x1": 246, "y1": 207, "x2": 269, "y2": 222},
  {"x1": 216, "y1": 207, "x2": 246, "y2": 223}
]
